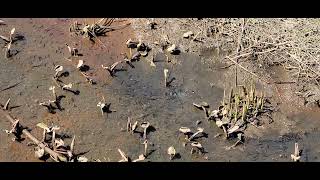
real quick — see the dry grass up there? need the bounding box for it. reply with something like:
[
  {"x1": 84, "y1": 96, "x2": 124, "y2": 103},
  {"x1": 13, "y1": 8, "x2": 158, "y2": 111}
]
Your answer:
[{"x1": 131, "y1": 18, "x2": 320, "y2": 105}]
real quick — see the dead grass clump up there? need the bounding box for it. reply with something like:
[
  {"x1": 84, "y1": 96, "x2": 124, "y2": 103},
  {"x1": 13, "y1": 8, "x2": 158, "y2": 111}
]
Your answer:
[
  {"x1": 208, "y1": 80, "x2": 272, "y2": 139},
  {"x1": 131, "y1": 18, "x2": 320, "y2": 106}
]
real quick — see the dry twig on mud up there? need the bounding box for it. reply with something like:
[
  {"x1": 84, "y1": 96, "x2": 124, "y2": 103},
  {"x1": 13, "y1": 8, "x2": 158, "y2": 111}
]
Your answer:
[
  {"x1": 101, "y1": 60, "x2": 124, "y2": 77},
  {"x1": 0, "y1": 104, "x2": 68, "y2": 162},
  {"x1": 0, "y1": 81, "x2": 22, "y2": 93}
]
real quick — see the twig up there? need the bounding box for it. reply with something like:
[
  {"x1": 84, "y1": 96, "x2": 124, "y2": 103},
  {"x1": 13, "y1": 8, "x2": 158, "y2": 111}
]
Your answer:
[
  {"x1": 0, "y1": 107, "x2": 66, "y2": 162},
  {"x1": 0, "y1": 81, "x2": 22, "y2": 93}
]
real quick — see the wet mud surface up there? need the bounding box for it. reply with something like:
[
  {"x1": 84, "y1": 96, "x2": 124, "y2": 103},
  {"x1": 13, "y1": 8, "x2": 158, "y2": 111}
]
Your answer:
[{"x1": 1, "y1": 18, "x2": 320, "y2": 162}]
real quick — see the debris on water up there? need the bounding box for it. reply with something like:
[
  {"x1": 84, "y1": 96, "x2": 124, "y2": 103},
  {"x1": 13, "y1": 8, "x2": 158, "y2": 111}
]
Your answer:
[
  {"x1": 291, "y1": 142, "x2": 301, "y2": 162},
  {"x1": 167, "y1": 146, "x2": 176, "y2": 160},
  {"x1": 183, "y1": 31, "x2": 194, "y2": 38}
]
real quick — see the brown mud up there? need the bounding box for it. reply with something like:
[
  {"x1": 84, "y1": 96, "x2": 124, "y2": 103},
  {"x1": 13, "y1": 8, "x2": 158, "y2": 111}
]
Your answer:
[{"x1": 0, "y1": 18, "x2": 320, "y2": 162}]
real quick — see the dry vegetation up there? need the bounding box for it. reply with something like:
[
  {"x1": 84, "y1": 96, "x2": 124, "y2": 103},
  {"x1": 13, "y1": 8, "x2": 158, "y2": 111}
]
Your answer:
[{"x1": 131, "y1": 18, "x2": 320, "y2": 106}]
